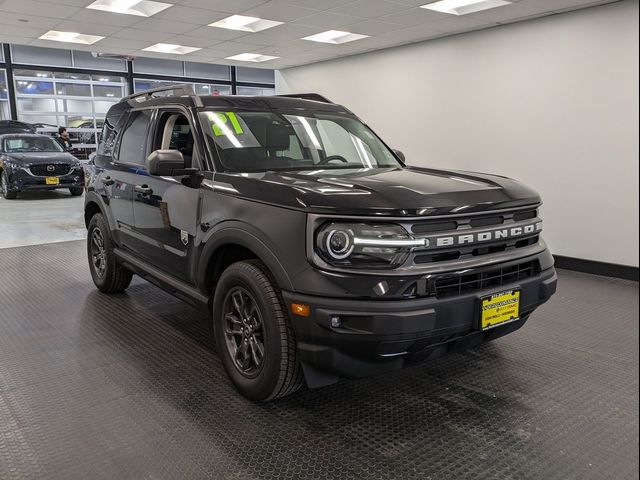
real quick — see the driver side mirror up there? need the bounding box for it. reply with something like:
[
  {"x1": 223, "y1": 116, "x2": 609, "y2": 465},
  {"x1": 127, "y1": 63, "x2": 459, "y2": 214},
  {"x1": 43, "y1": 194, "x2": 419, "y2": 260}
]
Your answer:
[
  {"x1": 146, "y1": 150, "x2": 196, "y2": 176},
  {"x1": 393, "y1": 149, "x2": 406, "y2": 163}
]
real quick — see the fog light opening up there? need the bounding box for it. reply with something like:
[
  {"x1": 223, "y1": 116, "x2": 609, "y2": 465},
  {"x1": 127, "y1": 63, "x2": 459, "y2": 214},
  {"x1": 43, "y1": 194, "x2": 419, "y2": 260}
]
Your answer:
[{"x1": 330, "y1": 315, "x2": 341, "y2": 328}]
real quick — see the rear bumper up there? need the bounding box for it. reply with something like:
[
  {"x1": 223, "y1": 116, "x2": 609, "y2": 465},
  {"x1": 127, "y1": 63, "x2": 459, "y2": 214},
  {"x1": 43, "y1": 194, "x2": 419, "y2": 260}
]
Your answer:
[{"x1": 283, "y1": 266, "x2": 557, "y2": 387}]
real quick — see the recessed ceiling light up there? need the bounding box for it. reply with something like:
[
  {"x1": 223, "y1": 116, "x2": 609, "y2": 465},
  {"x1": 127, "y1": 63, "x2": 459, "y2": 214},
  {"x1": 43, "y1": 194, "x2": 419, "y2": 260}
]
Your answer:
[
  {"x1": 86, "y1": 0, "x2": 172, "y2": 17},
  {"x1": 39, "y1": 31, "x2": 104, "y2": 45},
  {"x1": 301, "y1": 30, "x2": 369, "y2": 45},
  {"x1": 420, "y1": 0, "x2": 511, "y2": 15},
  {"x1": 226, "y1": 53, "x2": 279, "y2": 62},
  {"x1": 143, "y1": 43, "x2": 201, "y2": 54},
  {"x1": 209, "y1": 15, "x2": 283, "y2": 33}
]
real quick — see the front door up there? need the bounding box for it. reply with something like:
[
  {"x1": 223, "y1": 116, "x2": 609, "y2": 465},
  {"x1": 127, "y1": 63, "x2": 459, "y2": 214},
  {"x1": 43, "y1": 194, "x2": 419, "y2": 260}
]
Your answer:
[{"x1": 131, "y1": 108, "x2": 201, "y2": 282}]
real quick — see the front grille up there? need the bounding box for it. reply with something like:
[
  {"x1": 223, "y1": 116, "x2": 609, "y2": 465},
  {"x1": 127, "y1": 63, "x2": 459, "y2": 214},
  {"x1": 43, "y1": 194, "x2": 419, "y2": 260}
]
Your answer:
[
  {"x1": 410, "y1": 208, "x2": 538, "y2": 234},
  {"x1": 405, "y1": 207, "x2": 541, "y2": 267},
  {"x1": 29, "y1": 164, "x2": 71, "y2": 176},
  {"x1": 413, "y1": 235, "x2": 539, "y2": 264},
  {"x1": 434, "y1": 260, "x2": 540, "y2": 298}
]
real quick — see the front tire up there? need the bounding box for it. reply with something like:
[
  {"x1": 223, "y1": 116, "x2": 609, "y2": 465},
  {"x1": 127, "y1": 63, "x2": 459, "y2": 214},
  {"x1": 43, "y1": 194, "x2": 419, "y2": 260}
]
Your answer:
[
  {"x1": 213, "y1": 260, "x2": 304, "y2": 401},
  {"x1": 69, "y1": 187, "x2": 84, "y2": 196},
  {"x1": 1, "y1": 171, "x2": 17, "y2": 199},
  {"x1": 87, "y1": 213, "x2": 133, "y2": 293}
]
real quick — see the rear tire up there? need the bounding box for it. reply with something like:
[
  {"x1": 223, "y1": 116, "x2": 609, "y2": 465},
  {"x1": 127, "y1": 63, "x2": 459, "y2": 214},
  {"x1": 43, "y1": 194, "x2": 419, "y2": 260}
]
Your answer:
[
  {"x1": 87, "y1": 213, "x2": 133, "y2": 293},
  {"x1": 213, "y1": 260, "x2": 304, "y2": 401},
  {"x1": 1, "y1": 171, "x2": 17, "y2": 199},
  {"x1": 69, "y1": 187, "x2": 84, "y2": 196}
]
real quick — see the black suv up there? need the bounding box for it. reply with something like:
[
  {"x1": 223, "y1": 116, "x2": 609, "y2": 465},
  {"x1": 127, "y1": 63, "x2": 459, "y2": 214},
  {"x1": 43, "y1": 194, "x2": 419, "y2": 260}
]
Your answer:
[
  {"x1": 0, "y1": 133, "x2": 84, "y2": 199},
  {"x1": 84, "y1": 86, "x2": 557, "y2": 401}
]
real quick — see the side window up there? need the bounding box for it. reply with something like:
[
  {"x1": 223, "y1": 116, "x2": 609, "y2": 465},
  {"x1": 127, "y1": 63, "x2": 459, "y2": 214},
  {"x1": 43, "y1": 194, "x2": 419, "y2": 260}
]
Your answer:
[
  {"x1": 155, "y1": 112, "x2": 196, "y2": 167},
  {"x1": 117, "y1": 110, "x2": 152, "y2": 165},
  {"x1": 97, "y1": 117, "x2": 119, "y2": 157}
]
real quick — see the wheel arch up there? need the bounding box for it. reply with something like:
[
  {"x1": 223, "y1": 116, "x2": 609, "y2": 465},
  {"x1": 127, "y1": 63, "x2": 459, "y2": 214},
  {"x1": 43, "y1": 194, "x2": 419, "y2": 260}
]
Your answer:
[
  {"x1": 83, "y1": 191, "x2": 114, "y2": 230},
  {"x1": 198, "y1": 225, "x2": 294, "y2": 296}
]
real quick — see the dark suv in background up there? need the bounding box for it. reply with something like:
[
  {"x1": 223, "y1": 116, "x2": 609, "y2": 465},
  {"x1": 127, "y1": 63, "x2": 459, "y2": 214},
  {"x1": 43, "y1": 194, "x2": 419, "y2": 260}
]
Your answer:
[
  {"x1": 84, "y1": 86, "x2": 557, "y2": 401},
  {"x1": 0, "y1": 133, "x2": 84, "y2": 199}
]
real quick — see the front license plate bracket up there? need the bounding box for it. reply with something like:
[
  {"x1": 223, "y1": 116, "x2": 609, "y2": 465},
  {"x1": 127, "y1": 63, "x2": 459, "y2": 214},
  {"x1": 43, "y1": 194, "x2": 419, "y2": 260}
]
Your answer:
[{"x1": 480, "y1": 289, "x2": 521, "y2": 331}]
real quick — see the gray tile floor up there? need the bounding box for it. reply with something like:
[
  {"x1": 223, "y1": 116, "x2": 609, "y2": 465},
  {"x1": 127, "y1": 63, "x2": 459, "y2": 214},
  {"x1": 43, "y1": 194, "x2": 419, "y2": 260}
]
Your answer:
[
  {"x1": 0, "y1": 240, "x2": 638, "y2": 480},
  {"x1": 0, "y1": 191, "x2": 85, "y2": 249}
]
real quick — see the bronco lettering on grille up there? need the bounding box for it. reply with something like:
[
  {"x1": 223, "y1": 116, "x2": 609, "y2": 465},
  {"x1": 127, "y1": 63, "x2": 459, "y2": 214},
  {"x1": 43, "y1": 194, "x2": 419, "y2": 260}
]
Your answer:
[{"x1": 432, "y1": 222, "x2": 542, "y2": 248}]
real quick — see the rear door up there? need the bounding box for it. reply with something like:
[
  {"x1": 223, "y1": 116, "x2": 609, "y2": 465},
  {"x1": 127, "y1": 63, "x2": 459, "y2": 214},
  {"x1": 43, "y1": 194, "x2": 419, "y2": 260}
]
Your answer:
[
  {"x1": 130, "y1": 107, "x2": 202, "y2": 282},
  {"x1": 96, "y1": 108, "x2": 152, "y2": 249}
]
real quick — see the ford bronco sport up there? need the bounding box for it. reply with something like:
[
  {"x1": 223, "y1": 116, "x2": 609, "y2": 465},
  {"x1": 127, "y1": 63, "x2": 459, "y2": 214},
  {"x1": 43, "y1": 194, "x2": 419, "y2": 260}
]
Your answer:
[{"x1": 84, "y1": 86, "x2": 557, "y2": 401}]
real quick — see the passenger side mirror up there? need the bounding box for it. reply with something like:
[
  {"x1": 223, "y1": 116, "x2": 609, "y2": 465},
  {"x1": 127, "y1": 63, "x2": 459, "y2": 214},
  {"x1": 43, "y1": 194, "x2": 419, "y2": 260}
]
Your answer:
[
  {"x1": 393, "y1": 149, "x2": 406, "y2": 163},
  {"x1": 146, "y1": 150, "x2": 197, "y2": 176}
]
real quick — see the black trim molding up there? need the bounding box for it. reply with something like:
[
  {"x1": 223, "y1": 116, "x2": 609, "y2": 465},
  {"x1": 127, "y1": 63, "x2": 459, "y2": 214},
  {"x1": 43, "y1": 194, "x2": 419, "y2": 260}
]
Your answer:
[{"x1": 554, "y1": 255, "x2": 639, "y2": 281}]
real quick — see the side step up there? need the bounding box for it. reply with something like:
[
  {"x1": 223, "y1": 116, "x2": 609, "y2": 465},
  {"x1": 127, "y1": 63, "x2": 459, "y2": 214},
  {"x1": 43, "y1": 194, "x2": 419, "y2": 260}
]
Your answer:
[{"x1": 114, "y1": 248, "x2": 209, "y2": 309}]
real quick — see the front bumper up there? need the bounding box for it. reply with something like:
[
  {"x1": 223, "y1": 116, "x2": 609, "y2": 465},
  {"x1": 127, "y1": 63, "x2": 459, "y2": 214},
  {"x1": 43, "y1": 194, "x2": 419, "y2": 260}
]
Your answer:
[
  {"x1": 5, "y1": 167, "x2": 84, "y2": 192},
  {"x1": 283, "y1": 266, "x2": 557, "y2": 387}
]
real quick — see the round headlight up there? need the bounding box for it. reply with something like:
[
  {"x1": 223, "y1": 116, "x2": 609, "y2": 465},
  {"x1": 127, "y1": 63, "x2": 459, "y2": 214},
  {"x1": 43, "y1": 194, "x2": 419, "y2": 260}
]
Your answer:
[{"x1": 325, "y1": 229, "x2": 354, "y2": 260}]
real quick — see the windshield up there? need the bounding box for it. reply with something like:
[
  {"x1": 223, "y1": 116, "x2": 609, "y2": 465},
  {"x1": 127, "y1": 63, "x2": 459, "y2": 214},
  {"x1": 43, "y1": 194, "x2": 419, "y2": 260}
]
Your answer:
[
  {"x1": 3, "y1": 137, "x2": 64, "y2": 153},
  {"x1": 200, "y1": 111, "x2": 401, "y2": 172}
]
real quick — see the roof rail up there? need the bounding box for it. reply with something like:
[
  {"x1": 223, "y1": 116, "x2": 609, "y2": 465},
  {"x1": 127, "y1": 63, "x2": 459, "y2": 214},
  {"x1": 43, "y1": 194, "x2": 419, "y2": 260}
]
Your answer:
[
  {"x1": 277, "y1": 93, "x2": 334, "y2": 104},
  {"x1": 121, "y1": 84, "x2": 203, "y2": 107}
]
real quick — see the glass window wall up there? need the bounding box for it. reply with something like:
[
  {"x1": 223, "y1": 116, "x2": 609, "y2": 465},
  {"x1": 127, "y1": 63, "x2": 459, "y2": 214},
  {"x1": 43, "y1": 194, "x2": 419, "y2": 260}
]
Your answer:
[
  {"x1": 14, "y1": 68, "x2": 128, "y2": 159},
  {"x1": 237, "y1": 86, "x2": 275, "y2": 96},
  {"x1": 134, "y1": 79, "x2": 232, "y2": 96}
]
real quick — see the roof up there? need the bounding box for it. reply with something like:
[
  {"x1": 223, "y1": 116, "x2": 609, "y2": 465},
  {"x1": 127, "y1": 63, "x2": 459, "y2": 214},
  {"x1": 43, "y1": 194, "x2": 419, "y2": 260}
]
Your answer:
[
  {"x1": 199, "y1": 95, "x2": 352, "y2": 114},
  {"x1": 120, "y1": 85, "x2": 352, "y2": 115}
]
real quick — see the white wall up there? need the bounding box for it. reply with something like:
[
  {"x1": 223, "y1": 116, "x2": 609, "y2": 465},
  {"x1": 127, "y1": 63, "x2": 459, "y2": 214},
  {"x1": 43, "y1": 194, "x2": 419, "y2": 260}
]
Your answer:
[{"x1": 277, "y1": 1, "x2": 639, "y2": 267}]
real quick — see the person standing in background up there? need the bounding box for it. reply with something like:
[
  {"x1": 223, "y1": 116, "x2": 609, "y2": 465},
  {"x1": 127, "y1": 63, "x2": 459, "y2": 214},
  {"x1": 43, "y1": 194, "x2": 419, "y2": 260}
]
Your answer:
[{"x1": 57, "y1": 126, "x2": 73, "y2": 150}]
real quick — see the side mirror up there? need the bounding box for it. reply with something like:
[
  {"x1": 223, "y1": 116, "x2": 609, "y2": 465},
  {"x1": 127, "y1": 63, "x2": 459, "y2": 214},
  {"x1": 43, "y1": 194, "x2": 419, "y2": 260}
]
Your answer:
[
  {"x1": 146, "y1": 150, "x2": 195, "y2": 176},
  {"x1": 393, "y1": 149, "x2": 406, "y2": 163}
]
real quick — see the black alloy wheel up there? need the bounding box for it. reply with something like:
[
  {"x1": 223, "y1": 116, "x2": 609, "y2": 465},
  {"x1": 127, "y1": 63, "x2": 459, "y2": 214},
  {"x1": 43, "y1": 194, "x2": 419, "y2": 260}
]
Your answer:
[
  {"x1": 222, "y1": 286, "x2": 266, "y2": 378},
  {"x1": 1, "y1": 171, "x2": 17, "y2": 199},
  {"x1": 86, "y1": 213, "x2": 133, "y2": 293},
  {"x1": 213, "y1": 260, "x2": 304, "y2": 401},
  {"x1": 90, "y1": 228, "x2": 107, "y2": 280}
]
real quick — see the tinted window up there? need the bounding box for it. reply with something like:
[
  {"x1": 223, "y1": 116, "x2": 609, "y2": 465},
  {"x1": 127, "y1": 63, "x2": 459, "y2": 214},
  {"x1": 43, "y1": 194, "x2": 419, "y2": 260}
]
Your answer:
[
  {"x1": 117, "y1": 111, "x2": 151, "y2": 165},
  {"x1": 98, "y1": 105, "x2": 127, "y2": 157}
]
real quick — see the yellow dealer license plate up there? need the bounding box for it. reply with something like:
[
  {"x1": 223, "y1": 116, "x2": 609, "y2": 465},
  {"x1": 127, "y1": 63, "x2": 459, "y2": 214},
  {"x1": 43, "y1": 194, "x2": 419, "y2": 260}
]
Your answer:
[
  {"x1": 45, "y1": 177, "x2": 59, "y2": 185},
  {"x1": 480, "y1": 289, "x2": 521, "y2": 330}
]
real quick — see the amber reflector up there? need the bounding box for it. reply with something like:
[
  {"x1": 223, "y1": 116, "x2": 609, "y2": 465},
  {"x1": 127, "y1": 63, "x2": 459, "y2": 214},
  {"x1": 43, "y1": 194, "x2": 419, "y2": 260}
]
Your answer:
[{"x1": 291, "y1": 303, "x2": 310, "y2": 317}]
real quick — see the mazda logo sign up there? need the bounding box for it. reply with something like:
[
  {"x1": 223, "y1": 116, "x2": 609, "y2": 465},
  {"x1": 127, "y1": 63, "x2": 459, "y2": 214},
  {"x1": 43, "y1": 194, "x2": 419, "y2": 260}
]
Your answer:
[{"x1": 46, "y1": 165, "x2": 55, "y2": 173}]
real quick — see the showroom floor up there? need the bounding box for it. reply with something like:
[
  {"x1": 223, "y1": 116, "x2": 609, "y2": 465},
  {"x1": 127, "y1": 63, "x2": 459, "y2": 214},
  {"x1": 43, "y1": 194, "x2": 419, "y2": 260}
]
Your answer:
[
  {"x1": 0, "y1": 191, "x2": 86, "y2": 249},
  {"x1": 0, "y1": 240, "x2": 637, "y2": 480}
]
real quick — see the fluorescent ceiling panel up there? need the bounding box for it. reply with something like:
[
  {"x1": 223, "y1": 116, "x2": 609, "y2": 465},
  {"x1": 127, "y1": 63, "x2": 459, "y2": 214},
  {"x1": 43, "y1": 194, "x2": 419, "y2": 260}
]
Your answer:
[
  {"x1": 143, "y1": 43, "x2": 201, "y2": 54},
  {"x1": 209, "y1": 15, "x2": 283, "y2": 33},
  {"x1": 302, "y1": 30, "x2": 369, "y2": 44},
  {"x1": 226, "y1": 53, "x2": 279, "y2": 62},
  {"x1": 86, "y1": 0, "x2": 172, "y2": 17},
  {"x1": 39, "y1": 31, "x2": 104, "y2": 45},
  {"x1": 420, "y1": 0, "x2": 511, "y2": 15}
]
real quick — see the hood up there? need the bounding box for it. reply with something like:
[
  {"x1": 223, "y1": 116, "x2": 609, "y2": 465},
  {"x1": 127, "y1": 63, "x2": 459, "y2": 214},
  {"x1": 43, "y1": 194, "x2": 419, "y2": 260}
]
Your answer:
[
  {"x1": 4, "y1": 151, "x2": 79, "y2": 165},
  {"x1": 211, "y1": 166, "x2": 541, "y2": 216}
]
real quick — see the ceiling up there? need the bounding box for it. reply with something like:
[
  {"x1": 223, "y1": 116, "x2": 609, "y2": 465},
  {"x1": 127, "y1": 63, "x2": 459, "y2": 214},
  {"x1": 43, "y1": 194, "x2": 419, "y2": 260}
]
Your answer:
[{"x1": 0, "y1": 0, "x2": 620, "y2": 70}]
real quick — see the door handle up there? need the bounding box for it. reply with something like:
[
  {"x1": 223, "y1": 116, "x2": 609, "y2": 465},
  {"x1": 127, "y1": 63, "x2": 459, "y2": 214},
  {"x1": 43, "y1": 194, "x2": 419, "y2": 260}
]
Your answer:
[
  {"x1": 101, "y1": 176, "x2": 115, "y2": 186},
  {"x1": 135, "y1": 184, "x2": 153, "y2": 195}
]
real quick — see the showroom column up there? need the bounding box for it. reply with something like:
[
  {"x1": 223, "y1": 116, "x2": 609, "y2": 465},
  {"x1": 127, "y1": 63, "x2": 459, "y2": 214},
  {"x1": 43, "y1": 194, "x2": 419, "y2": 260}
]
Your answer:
[{"x1": 2, "y1": 44, "x2": 18, "y2": 120}]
